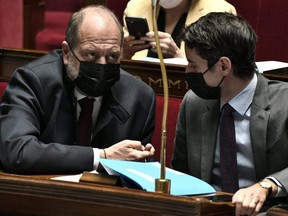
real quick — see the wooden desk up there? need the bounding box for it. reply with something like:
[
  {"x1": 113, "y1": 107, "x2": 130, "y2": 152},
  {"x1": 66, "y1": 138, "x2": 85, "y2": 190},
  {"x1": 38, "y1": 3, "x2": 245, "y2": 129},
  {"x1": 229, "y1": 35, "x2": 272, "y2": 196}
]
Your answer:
[
  {"x1": 0, "y1": 48, "x2": 188, "y2": 97},
  {"x1": 1, "y1": 48, "x2": 288, "y2": 98},
  {"x1": 267, "y1": 204, "x2": 288, "y2": 216},
  {"x1": 0, "y1": 48, "x2": 46, "y2": 82},
  {"x1": 0, "y1": 171, "x2": 235, "y2": 216},
  {"x1": 120, "y1": 59, "x2": 188, "y2": 98}
]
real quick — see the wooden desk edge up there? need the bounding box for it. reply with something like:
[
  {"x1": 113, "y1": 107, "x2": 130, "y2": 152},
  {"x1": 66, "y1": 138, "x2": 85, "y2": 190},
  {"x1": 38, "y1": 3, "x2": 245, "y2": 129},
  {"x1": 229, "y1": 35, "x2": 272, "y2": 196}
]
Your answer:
[{"x1": 0, "y1": 171, "x2": 236, "y2": 216}]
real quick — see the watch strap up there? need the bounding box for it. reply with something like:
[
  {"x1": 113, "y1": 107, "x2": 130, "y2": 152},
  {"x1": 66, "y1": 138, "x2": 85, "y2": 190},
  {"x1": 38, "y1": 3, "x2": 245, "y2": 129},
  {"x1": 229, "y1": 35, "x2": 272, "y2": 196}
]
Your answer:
[{"x1": 259, "y1": 180, "x2": 272, "y2": 197}]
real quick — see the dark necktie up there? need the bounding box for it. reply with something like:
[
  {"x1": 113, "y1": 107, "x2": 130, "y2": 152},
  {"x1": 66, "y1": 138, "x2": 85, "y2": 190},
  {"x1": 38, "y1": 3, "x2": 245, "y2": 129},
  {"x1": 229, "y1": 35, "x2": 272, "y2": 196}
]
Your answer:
[
  {"x1": 77, "y1": 97, "x2": 94, "y2": 146},
  {"x1": 220, "y1": 103, "x2": 239, "y2": 193}
]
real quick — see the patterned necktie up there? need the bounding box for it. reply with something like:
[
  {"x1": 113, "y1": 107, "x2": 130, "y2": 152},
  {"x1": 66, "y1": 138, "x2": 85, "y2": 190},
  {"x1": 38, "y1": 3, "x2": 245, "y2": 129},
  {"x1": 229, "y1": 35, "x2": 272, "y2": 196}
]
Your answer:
[
  {"x1": 77, "y1": 97, "x2": 94, "y2": 146},
  {"x1": 220, "y1": 103, "x2": 239, "y2": 193}
]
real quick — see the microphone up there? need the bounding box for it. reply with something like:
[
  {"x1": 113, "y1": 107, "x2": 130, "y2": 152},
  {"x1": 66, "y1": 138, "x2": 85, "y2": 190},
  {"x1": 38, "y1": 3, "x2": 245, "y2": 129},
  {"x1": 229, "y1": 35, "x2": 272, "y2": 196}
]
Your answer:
[
  {"x1": 151, "y1": 0, "x2": 171, "y2": 194},
  {"x1": 151, "y1": 0, "x2": 158, "y2": 7}
]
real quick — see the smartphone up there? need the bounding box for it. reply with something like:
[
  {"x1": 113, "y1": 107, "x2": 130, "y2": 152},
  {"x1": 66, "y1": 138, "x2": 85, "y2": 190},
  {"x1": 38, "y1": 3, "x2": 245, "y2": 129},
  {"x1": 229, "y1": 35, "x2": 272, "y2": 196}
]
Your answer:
[{"x1": 125, "y1": 16, "x2": 149, "y2": 39}]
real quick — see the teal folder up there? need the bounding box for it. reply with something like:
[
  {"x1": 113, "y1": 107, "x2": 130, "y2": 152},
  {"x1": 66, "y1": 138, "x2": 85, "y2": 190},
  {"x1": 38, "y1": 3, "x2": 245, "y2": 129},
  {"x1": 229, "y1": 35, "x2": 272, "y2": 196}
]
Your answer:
[{"x1": 98, "y1": 159, "x2": 216, "y2": 196}]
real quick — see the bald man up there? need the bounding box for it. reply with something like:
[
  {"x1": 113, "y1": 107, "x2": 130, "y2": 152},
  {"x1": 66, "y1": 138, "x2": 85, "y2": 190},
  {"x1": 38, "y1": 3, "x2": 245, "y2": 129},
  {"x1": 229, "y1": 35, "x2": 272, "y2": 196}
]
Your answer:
[{"x1": 0, "y1": 5, "x2": 155, "y2": 174}]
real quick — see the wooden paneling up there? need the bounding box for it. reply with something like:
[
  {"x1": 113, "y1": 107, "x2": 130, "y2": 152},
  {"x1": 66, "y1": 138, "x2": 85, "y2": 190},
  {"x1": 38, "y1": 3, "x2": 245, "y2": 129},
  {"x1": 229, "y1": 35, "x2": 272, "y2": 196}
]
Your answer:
[
  {"x1": 0, "y1": 47, "x2": 288, "y2": 96},
  {"x1": 0, "y1": 48, "x2": 46, "y2": 82},
  {"x1": 0, "y1": 48, "x2": 188, "y2": 97}
]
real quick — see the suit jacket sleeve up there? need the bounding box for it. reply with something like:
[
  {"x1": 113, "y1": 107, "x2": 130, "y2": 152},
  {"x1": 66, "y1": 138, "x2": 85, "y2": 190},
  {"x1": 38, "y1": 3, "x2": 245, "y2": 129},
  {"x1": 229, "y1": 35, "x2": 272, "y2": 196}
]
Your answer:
[
  {"x1": 0, "y1": 55, "x2": 94, "y2": 174},
  {"x1": 171, "y1": 92, "x2": 189, "y2": 173}
]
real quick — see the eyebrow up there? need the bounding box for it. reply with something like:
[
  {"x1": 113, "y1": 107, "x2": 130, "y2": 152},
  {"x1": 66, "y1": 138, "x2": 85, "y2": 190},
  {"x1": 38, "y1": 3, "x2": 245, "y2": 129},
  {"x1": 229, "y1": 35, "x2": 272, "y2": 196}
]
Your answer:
[
  {"x1": 80, "y1": 45, "x2": 120, "y2": 54},
  {"x1": 109, "y1": 46, "x2": 121, "y2": 53}
]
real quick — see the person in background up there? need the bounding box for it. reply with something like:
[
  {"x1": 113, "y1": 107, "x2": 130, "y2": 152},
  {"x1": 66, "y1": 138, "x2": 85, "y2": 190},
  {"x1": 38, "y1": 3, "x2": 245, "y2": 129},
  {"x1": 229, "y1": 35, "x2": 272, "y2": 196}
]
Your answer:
[
  {"x1": 0, "y1": 5, "x2": 155, "y2": 174},
  {"x1": 171, "y1": 12, "x2": 288, "y2": 215},
  {"x1": 121, "y1": 0, "x2": 236, "y2": 60}
]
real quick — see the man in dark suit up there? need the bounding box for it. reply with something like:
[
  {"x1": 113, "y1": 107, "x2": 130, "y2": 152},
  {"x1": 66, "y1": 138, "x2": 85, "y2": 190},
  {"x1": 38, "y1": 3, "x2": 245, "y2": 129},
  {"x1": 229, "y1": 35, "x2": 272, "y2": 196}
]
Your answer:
[
  {"x1": 171, "y1": 12, "x2": 288, "y2": 215},
  {"x1": 0, "y1": 5, "x2": 155, "y2": 174}
]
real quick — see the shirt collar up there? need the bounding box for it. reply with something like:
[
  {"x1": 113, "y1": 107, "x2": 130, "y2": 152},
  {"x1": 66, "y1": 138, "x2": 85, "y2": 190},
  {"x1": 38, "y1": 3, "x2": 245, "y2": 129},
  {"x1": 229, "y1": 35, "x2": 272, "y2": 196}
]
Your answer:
[
  {"x1": 74, "y1": 88, "x2": 102, "y2": 104},
  {"x1": 229, "y1": 73, "x2": 257, "y2": 116}
]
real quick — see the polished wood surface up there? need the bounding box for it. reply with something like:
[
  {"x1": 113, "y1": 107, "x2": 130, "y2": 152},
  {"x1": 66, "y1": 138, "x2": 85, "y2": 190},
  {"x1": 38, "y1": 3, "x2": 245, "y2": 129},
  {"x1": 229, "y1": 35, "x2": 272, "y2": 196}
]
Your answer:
[
  {"x1": 120, "y1": 59, "x2": 188, "y2": 97},
  {"x1": 0, "y1": 171, "x2": 235, "y2": 216},
  {"x1": 1, "y1": 48, "x2": 288, "y2": 98},
  {"x1": 1, "y1": 171, "x2": 286, "y2": 215},
  {"x1": 267, "y1": 204, "x2": 288, "y2": 216},
  {"x1": 0, "y1": 48, "x2": 188, "y2": 97},
  {"x1": 0, "y1": 48, "x2": 46, "y2": 82}
]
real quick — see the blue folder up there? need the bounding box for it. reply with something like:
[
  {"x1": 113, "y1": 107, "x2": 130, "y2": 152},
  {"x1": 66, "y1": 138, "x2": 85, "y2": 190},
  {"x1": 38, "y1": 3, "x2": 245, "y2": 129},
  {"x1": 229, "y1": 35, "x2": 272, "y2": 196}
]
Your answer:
[{"x1": 98, "y1": 158, "x2": 216, "y2": 196}]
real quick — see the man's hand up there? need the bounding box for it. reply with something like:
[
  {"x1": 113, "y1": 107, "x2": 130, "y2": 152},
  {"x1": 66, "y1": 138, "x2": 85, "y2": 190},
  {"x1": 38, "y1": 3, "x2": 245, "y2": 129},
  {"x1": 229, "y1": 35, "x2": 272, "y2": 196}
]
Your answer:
[
  {"x1": 232, "y1": 179, "x2": 276, "y2": 216},
  {"x1": 103, "y1": 140, "x2": 155, "y2": 161}
]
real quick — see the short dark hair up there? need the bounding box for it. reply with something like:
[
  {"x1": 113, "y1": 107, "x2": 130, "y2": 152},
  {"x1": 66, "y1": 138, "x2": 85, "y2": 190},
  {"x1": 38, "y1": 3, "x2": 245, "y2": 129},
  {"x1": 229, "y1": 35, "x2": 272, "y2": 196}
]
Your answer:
[
  {"x1": 183, "y1": 12, "x2": 257, "y2": 78},
  {"x1": 65, "y1": 5, "x2": 124, "y2": 49}
]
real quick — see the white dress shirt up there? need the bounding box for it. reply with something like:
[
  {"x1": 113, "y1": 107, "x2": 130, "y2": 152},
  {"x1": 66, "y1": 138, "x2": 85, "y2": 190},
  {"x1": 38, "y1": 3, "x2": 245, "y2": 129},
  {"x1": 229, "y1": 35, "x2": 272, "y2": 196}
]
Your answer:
[
  {"x1": 212, "y1": 74, "x2": 285, "y2": 197},
  {"x1": 212, "y1": 73, "x2": 257, "y2": 191}
]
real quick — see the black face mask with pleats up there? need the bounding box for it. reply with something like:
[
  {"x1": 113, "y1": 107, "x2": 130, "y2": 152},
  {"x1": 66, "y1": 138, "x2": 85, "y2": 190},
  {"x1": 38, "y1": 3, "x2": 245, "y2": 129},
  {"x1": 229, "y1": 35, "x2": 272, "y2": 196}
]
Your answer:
[
  {"x1": 73, "y1": 61, "x2": 120, "y2": 97},
  {"x1": 185, "y1": 68, "x2": 224, "y2": 100}
]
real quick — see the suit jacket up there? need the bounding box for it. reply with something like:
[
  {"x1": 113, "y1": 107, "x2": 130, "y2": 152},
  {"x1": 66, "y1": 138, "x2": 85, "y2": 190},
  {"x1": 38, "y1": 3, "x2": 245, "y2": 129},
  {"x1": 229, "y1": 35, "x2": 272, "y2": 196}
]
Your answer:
[
  {"x1": 0, "y1": 50, "x2": 156, "y2": 174},
  {"x1": 171, "y1": 74, "x2": 288, "y2": 193},
  {"x1": 123, "y1": 0, "x2": 236, "y2": 60}
]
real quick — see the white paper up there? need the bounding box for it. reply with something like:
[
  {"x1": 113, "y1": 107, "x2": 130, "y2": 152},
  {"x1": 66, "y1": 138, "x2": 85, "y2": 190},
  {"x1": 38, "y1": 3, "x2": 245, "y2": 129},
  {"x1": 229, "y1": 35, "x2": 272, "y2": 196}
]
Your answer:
[
  {"x1": 256, "y1": 61, "x2": 288, "y2": 73},
  {"x1": 142, "y1": 57, "x2": 188, "y2": 65},
  {"x1": 142, "y1": 58, "x2": 288, "y2": 73},
  {"x1": 51, "y1": 170, "x2": 98, "y2": 183}
]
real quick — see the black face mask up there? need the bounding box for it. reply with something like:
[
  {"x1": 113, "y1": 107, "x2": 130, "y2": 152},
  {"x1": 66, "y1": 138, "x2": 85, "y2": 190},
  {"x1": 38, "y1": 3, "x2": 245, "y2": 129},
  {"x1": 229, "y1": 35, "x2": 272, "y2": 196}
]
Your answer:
[
  {"x1": 68, "y1": 47, "x2": 120, "y2": 97},
  {"x1": 185, "y1": 68, "x2": 224, "y2": 100},
  {"x1": 73, "y1": 61, "x2": 120, "y2": 97}
]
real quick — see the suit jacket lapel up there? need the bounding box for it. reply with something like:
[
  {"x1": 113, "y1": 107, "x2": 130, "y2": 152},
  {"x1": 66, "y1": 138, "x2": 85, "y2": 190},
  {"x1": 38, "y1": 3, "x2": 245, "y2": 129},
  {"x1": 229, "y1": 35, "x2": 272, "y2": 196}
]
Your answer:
[
  {"x1": 201, "y1": 100, "x2": 220, "y2": 182},
  {"x1": 250, "y1": 75, "x2": 270, "y2": 179},
  {"x1": 91, "y1": 92, "x2": 130, "y2": 143}
]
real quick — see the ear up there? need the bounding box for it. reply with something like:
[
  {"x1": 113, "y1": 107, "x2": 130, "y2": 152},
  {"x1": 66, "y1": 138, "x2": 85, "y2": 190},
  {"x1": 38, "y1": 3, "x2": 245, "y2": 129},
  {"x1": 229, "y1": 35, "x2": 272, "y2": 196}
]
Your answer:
[
  {"x1": 62, "y1": 41, "x2": 69, "y2": 66},
  {"x1": 219, "y1": 56, "x2": 232, "y2": 76}
]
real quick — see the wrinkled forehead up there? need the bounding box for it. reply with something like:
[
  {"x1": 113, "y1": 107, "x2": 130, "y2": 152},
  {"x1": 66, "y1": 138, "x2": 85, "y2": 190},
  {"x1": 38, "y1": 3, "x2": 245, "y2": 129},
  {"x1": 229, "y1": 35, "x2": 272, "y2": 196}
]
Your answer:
[{"x1": 78, "y1": 9, "x2": 121, "y2": 46}]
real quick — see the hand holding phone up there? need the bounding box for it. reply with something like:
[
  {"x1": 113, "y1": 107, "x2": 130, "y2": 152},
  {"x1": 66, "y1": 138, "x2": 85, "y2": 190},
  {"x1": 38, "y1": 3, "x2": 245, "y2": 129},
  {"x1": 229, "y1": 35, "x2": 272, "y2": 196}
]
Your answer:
[{"x1": 125, "y1": 17, "x2": 149, "y2": 40}]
